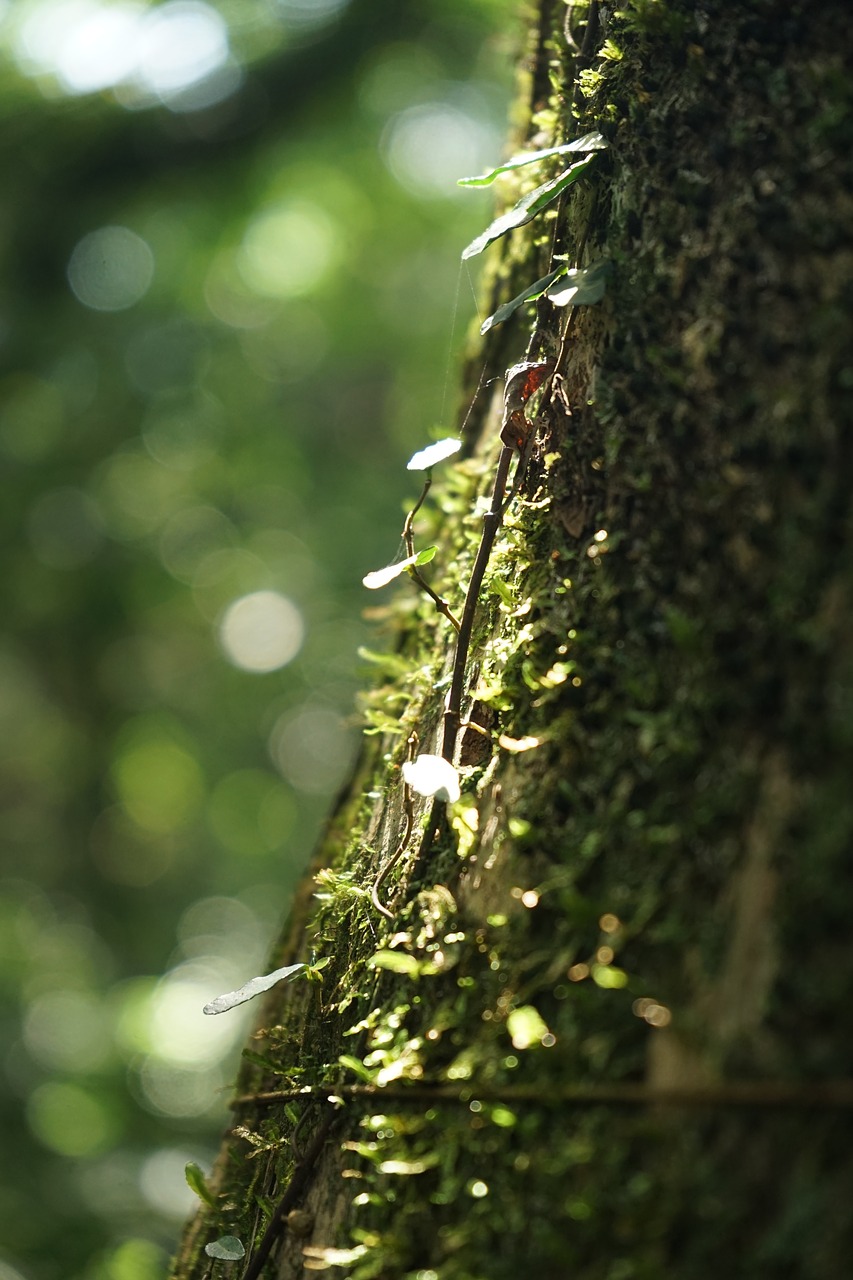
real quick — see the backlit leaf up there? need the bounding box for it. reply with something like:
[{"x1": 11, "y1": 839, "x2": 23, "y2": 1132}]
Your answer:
[
  {"x1": 407, "y1": 438, "x2": 462, "y2": 470},
  {"x1": 185, "y1": 1161, "x2": 217, "y2": 1209},
  {"x1": 202, "y1": 963, "x2": 305, "y2": 1015},
  {"x1": 545, "y1": 260, "x2": 611, "y2": 307},
  {"x1": 479, "y1": 268, "x2": 565, "y2": 335},
  {"x1": 461, "y1": 154, "x2": 598, "y2": 260},
  {"x1": 457, "y1": 131, "x2": 607, "y2": 187},
  {"x1": 362, "y1": 553, "x2": 420, "y2": 590}
]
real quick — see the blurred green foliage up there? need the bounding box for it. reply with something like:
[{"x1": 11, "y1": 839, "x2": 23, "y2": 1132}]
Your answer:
[{"x1": 0, "y1": 2, "x2": 514, "y2": 1275}]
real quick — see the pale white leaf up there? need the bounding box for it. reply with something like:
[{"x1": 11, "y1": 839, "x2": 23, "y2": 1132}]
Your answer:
[
  {"x1": 362, "y1": 553, "x2": 419, "y2": 590},
  {"x1": 406, "y1": 438, "x2": 462, "y2": 471},
  {"x1": 402, "y1": 754, "x2": 461, "y2": 803},
  {"x1": 202, "y1": 963, "x2": 305, "y2": 1015}
]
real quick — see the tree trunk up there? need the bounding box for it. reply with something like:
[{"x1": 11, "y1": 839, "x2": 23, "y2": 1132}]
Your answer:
[{"x1": 171, "y1": 1, "x2": 853, "y2": 1276}]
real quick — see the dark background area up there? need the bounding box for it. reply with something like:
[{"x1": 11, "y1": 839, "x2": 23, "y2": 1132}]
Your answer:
[{"x1": 0, "y1": 2, "x2": 514, "y2": 1275}]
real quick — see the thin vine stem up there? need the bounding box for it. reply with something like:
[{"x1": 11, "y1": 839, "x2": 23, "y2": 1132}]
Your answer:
[{"x1": 231, "y1": 1079, "x2": 853, "y2": 1112}]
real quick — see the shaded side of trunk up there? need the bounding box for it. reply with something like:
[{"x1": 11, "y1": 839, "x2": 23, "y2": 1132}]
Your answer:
[{"x1": 172, "y1": 2, "x2": 853, "y2": 1277}]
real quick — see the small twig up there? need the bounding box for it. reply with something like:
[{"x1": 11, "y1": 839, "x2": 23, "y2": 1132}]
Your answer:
[
  {"x1": 370, "y1": 731, "x2": 418, "y2": 920},
  {"x1": 231, "y1": 1079, "x2": 853, "y2": 1112},
  {"x1": 403, "y1": 474, "x2": 461, "y2": 631},
  {"x1": 442, "y1": 444, "x2": 515, "y2": 762},
  {"x1": 241, "y1": 1105, "x2": 336, "y2": 1280}
]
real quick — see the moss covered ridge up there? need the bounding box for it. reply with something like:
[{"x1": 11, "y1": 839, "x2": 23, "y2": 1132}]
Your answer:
[{"x1": 172, "y1": 1, "x2": 853, "y2": 1276}]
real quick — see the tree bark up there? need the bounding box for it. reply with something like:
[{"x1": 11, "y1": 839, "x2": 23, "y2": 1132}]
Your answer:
[{"x1": 171, "y1": 1, "x2": 853, "y2": 1277}]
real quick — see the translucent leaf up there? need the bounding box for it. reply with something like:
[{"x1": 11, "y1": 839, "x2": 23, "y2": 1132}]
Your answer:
[
  {"x1": 457, "y1": 131, "x2": 607, "y2": 186},
  {"x1": 185, "y1": 1161, "x2": 217, "y2": 1208},
  {"x1": 461, "y1": 154, "x2": 597, "y2": 260},
  {"x1": 545, "y1": 260, "x2": 611, "y2": 307},
  {"x1": 202, "y1": 963, "x2": 305, "y2": 1015},
  {"x1": 402, "y1": 753, "x2": 461, "y2": 802},
  {"x1": 479, "y1": 268, "x2": 565, "y2": 335},
  {"x1": 362, "y1": 552, "x2": 420, "y2": 590},
  {"x1": 407, "y1": 437, "x2": 462, "y2": 470},
  {"x1": 369, "y1": 949, "x2": 423, "y2": 977},
  {"x1": 303, "y1": 1246, "x2": 367, "y2": 1267},
  {"x1": 204, "y1": 1236, "x2": 245, "y2": 1261},
  {"x1": 338, "y1": 1053, "x2": 374, "y2": 1082},
  {"x1": 414, "y1": 545, "x2": 437, "y2": 566}
]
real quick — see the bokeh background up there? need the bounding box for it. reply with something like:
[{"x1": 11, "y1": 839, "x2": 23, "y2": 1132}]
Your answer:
[{"x1": 0, "y1": 2, "x2": 515, "y2": 1276}]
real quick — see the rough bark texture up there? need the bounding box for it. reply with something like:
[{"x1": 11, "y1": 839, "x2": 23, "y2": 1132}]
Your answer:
[{"x1": 172, "y1": 2, "x2": 853, "y2": 1277}]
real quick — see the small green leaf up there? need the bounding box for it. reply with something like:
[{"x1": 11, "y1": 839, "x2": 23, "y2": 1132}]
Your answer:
[
  {"x1": 462, "y1": 154, "x2": 598, "y2": 260},
  {"x1": 457, "y1": 131, "x2": 607, "y2": 187},
  {"x1": 204, "y1": 1236, "x2": 245, "y2": 1261},
  {"x1": 480, "y1": 268, "x2": 565, "y2": 335},
  {"x1": 339, "y1": 1053, "x2": 375, "y2": 1082},
  {"x1": 414, "y1": 545, "x2": 437, "y2": 567},
  {"x1": 545, "y1": 260, "x2": 611, "y2": 307},
  {"x1": 369, "y1": 950, "x2": 423, "y2": 978},
  {"x1": 185, "y1": 1161, "x2": 217, "y2": 1209}
]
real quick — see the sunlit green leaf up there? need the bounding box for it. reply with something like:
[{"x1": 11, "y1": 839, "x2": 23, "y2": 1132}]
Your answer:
[
  {"x1": 368, "y1": 950, "x2": 423, "y2": 977},
  {"x1": 185, "y1": 1161, "x2": 217, "y2": 1209},
  {"x1": 414, "y1": 545, "x2": 437, "y2": 566},
  {"x1": 457, "y1": 131, "x2": 607, "y2": 186},
  {"x1": 461, "y1": 154, "x2": 598, "y2": 260},
  {"x1": 339, "y1": 1053, "x2": 375, "y2": 1082}
]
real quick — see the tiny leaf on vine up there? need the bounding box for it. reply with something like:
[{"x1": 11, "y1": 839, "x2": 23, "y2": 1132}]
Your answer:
[
  {"x1": 362, "y1": 553, "x2": 421, "y2": 590},
  {"x1": 407, "y1": 438, "x2": 461, "y2": 470}
]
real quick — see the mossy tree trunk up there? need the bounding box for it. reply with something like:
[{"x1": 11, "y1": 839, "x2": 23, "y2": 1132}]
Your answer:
[{"x1": 172, "y1": 2, "x2": 853, "y2": 1276}]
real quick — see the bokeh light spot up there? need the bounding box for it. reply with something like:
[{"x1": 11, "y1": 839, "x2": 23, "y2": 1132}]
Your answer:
[
  {"x1": 237, "y1": 201, "x2": 338, "y2": 299},
  {"x1": 112, "y1": 733, "x2": 204, "y2": 834},
  {"x1": 218, "y1": 590, "x2": 304, "y2": 673},
  {"x1": 207, "y1": 769, "x2": 296, "y2": 856},
  {"x1": 276, "y1": 0, "x2": 351, "y2": 31},
  {"x1": 67, "y1": 226, "x2": 154, "y2": 312},
  {"x1": 135, "y1": 1, "x2": 228, "y2": 96},
  {"x1": 382, "y1": 102, "x2": 498, "y2": 199},
  {"x1": 0, "y1": 375, "x2": 64, "y2": 462},
  {"x1": 28, "y1": 1080, "x2": 118, "y2": 1157},
  {"x1": 98, "y1": 1239, "x2": 166, "y2": 1280},
  {"x1": 139, "y1": 1148, "x2": 201, "y2": 1218},
  {"x1": 269, "y1": 703, "x2": 356, "y2": 794},
  {"x1": 27, "y1": 486, "x2": 104, "y2": 570},
  {"x1": 23, "y1": 989, "x2": 112, "y2": 1073}
]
